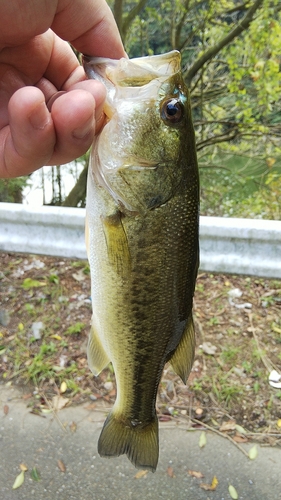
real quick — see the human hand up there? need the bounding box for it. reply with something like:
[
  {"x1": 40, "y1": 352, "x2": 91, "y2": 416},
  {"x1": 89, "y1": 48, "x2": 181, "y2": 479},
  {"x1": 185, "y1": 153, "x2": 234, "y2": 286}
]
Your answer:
[{"x1": 0, "y1": 0, "x2": 125, "y2": 178}]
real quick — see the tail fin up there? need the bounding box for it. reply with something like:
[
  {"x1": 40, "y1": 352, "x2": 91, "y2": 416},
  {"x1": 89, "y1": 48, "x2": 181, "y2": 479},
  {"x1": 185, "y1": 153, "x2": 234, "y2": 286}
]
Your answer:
[{"x1": 98, "y1": 411, "x2": 159, "y2": 472}]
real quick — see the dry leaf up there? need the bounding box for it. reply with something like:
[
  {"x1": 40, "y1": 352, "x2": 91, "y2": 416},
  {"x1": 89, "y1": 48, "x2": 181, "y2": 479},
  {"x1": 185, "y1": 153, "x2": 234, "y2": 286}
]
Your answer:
[
  {"x1": 20, "y1": 463, "x2": 28, "y2": 472},
  {"x1": 277, "y1": 419, "x2": 281, "y2": 428},
  {"x1": 57, "y1": 459, "x2": 66, "y2": 472},
  {"x1": 229, "y1": 484, "x2": 238, "y2": 499},
  {"x1": 219, "y1": 420, "x2": 236, "y2": 432},
  {"x1": 60, "y1": 381, "x2": 67, "y2": 394},
  {"x1": 134, "y1": 470, "x2": 148, "y2": 479},
  {"x1": 166, "y1": 466, "x2": 175, "y2": 478},
  {"x1": 159, "y1": 415, "x2": 172, "y2": 422},
  {"x1": 52, "y1": 395, "x2": 69, "y2": 411},
  {"x1": 199, "y1": 431, "x2": 207, "y2": 448},
  {"x1": 248, "y1": 444, "x2": 258, "y2": 460},
  {"x1": 233, "y1": 434, "x2": 248, "y2": 443},
  {"x1": 200, "y1": 476, "x2": 218, "y2": 491},
  {"x1": 69, "y1": 421, "x2": 77, "y2": 432},
  {"x1": 72, "y1": 270, "x2": 85, "y2": 282},
  {"x1": 188, "y1": 469, "x2": 204, "y2": 479},
  {"x1": 12, "y1": 471, "x2": 25, "y2": 489},
  {"x1": 22, "y1": 393, "x2": 32, "y2": 400},
  {"x1": 3, "y1": 404, "x2": 9, "y2": 415},
  {"x1": 84, "y1": 403, "x2": 96, "y2": 411}
]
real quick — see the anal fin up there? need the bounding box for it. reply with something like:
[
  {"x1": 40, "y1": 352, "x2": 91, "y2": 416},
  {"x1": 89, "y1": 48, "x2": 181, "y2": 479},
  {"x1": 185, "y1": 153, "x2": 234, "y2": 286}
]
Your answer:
[
  {"x1": 169, "y1": 315, "x2": 195, "y2": 384},
  {"x1": 87, "y1": 323, "x2": 110, "y2": 376}
]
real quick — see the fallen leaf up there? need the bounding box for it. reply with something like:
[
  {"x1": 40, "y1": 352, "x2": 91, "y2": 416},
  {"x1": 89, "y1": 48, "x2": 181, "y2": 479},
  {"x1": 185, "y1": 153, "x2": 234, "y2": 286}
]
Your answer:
[
  {"x1": 12, "y1": 471, "x2": 25, "y2": 489},
  {"x1": 272, "y1": 325, "x2": 281, "y2": 335},
  {"x1": 200, "y1": 476, "x2": 218, "y2": 491},
  {"x1": 52, "y1": 395, "x2": 69, "y2": 411},
  {"x1": 229, "y1": 484, "x2": 238, "y2": 499},
  {"x1": 233, "y1": 434, "x2": 248, "y2": 443},
  {"x1": 159, "y1": 415, "x2": 172, "y2": 422},
  {"x1": 277, "y1": 419, "x2": 281, "y2": 428},
  {"x1": 50, "y1": 334, "x2": 62, "y2": 340},
  {"x1": 30, "y1": 467, "x2": 40, "y2": 481},
  {"x1": 219, "y1": 420, "x2": 236, "y2": 432},
  {"x1": 72, "y1": 270, "x2": 85, "y2": 282},
  {"x1": 166, "y1": 466, "x2": 175, "y2": 477},
  {"x1": 84, "y1": 403, "x2": 96, "y2": 411},
  {"x1": 22, "y1": 393, "x2": 32, "y2": 400},
  {"x1": 3, "y1": 404, "x2": 9, "y2": 415},
  {"x1": 199, "y1": 431, "x2": 207, "y2": 448},
  {"x1": 248, "y1": 444, "x2": 258, "y2": 460},
  {"x1": 57, "y1": 459, "x2": 66, "y2": 472},
  {"x1": 188, "y1": 469, "x2": 204, "y2": 479},
  {"x1": 60, "y1": 381, "x2": 67, "y2": 394},
  {"x1": 69, "y1": 421, "x2": 77, "y2": 432},
  {"x1": 235, "y1": 424, "x2": 247, "y2": 434},
  {"x1": 134, "y1": 470, "x2": 148, "y2": 479},
  {"x1": 20, "y1": 463, "x2": 28, "y2": 471}
]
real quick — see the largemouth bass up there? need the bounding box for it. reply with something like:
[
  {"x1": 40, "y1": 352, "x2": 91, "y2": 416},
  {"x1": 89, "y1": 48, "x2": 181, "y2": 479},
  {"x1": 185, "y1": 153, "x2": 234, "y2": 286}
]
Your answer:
[{"x1": 83, "y1": 51, "x2": 199, "y2": 472}]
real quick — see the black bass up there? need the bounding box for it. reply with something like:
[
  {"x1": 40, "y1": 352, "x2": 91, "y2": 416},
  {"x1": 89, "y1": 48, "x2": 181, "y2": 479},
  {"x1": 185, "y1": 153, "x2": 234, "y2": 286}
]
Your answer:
[{"x1": 83, "y1": 51, "x2": 199, "y2": 472}]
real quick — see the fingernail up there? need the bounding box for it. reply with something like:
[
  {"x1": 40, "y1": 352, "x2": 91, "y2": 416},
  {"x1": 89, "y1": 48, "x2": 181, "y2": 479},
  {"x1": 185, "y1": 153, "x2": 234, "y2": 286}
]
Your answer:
[
  {"x1": 29, "y1": 102, "x2": 50, "y2": 130},
  {"x1": 73, "y1": 117, "x2": 93, "y2": 139}
]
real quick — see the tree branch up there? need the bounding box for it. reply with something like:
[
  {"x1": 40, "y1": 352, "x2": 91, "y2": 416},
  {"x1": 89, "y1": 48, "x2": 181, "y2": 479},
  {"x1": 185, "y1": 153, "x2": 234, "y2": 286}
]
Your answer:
[
  {"x1": 184, "y1": 0, "x2": 264, "y2": 86},
  {"x1": 122, "y1": 0, "x2": 148, "y2": 41}
]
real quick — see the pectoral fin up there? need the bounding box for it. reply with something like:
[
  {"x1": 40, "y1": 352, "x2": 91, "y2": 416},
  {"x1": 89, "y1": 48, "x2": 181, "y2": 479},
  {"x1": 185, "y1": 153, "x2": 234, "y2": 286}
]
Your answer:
[
  {"x1": 169, "y1": 315, "x2": 195, "y2": 384},
  {"x1": 101, "y1": 211, "x2": 130, "y2": 276},
  {"x1": 87, "y1": 323, "x2": 110, "y2": 376}
]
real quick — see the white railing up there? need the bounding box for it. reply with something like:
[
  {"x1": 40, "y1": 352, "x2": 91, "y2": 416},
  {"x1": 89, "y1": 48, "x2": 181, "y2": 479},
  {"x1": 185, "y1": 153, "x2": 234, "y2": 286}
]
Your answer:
[{"x1": 0, "y1": 203, "x2": 280, "y2": 278}]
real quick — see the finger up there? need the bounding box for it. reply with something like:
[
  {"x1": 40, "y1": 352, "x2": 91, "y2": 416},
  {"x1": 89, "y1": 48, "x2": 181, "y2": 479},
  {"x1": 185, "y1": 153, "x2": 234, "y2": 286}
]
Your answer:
[
  {"x1": 0, "y1": 82, "x2": 106, "y2": 177},
  {"x1": 45, "y1": 83, "x2": 106, "y2": 166},
  {"x1": 0, "y1": 87, "x2": 55, "y2": 178},
  {"x1": 53, "y1": 0, "x2": 126, "y2": 58}
]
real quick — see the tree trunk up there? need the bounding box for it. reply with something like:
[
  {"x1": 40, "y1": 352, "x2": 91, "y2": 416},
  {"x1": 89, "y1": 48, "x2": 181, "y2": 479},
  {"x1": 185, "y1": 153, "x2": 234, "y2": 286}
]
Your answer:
[{"x1": 62, "y1": 164, "x2": 88, "y2": 207}]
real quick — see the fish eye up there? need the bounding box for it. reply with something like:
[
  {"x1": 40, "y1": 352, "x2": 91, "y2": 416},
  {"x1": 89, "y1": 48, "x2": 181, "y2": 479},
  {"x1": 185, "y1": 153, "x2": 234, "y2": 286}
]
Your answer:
[{"x1": 160, "y1": 98, "x2": 184, "y2": 125}]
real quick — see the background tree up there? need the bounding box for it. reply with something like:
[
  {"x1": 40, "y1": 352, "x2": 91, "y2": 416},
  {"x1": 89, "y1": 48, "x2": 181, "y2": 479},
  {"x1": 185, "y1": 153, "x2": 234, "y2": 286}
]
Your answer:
[{"x1": 10, "y1": 0, "x2": 280, "y2": 218}]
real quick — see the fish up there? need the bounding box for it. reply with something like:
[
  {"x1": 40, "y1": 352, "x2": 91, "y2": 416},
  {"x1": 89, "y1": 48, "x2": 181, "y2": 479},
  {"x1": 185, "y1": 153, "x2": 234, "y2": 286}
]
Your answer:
[{"x1": 83, "y1": 51, "x2": 199, "y2": 472}]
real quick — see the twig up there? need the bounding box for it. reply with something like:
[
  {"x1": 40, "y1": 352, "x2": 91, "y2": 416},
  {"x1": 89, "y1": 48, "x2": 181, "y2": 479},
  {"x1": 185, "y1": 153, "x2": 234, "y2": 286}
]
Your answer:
[
  {"x1": 39, "y1": 391, "x2": 67, "y2": 432},
  {"x1": 247, "y1": 312, "x2": 277, "y2": 373},
  {"x1": 190, "y1": 418, "x2": 249, "y2": 458}
]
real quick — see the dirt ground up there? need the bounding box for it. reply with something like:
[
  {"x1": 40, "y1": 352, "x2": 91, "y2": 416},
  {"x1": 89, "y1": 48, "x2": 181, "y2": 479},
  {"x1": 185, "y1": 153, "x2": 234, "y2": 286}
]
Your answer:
[{"x1": 0, "y1": 252, "x2": 281, "y2": 448}]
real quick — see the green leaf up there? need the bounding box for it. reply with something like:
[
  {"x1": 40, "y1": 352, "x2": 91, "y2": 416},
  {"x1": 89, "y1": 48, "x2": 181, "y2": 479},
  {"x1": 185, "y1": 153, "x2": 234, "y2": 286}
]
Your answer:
[
  {"x1": 249, "y1": 444, "x2": 258, "y2": 460},
  {"x1": 229, "y1": 484, "x2": 238, "y2": 499},
  {"x1": 30, "y1": 467, "x2": 41, "y2": 481},
  {"x1": 22, "y1": 278, "x2": 46, "y2": 290},
  {"x1": 199, "y1": 431, "x2": 207, "y2": 448},
  {"x1": 235, "y1": 424, "x2": 247, "y2": 434},
  {"x1": 12, "y1": 470, "x2": 25, "y2": 489}
]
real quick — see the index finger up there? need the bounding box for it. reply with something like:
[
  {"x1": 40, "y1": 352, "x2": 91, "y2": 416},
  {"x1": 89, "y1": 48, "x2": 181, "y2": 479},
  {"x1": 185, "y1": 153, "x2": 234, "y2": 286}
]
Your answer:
[{"x1": 52, "y1": 0, "x2": 126, "y2": 59}]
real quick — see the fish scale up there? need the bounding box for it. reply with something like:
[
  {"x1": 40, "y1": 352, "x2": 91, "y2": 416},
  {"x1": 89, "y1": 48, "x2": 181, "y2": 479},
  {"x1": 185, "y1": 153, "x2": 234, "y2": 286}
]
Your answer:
[{"x1": 83, "y1": 51, "x2": 199, "y2": 472}]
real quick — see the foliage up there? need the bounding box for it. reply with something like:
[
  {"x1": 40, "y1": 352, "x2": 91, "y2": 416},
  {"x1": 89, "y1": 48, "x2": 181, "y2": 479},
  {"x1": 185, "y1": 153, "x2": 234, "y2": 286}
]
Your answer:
[
  {"x1": 0, "y1": 177, "x2": 29, "y2": 203},
  {"x1": 107, "y1": 1, "x2": 281, "y2": 219}
]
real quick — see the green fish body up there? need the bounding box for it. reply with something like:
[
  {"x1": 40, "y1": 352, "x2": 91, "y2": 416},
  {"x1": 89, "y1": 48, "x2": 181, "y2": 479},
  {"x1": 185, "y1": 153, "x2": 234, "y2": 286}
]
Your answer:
[{"x1": 83, "y1": 51, "x2": 199, "y2": 472}]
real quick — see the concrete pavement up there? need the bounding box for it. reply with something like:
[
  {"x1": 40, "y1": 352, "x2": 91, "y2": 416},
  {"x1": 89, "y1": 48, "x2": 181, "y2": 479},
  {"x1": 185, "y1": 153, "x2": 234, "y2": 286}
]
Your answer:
[{"x1": 0, "y1": 384, "x2": 280, "y2": 500}]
